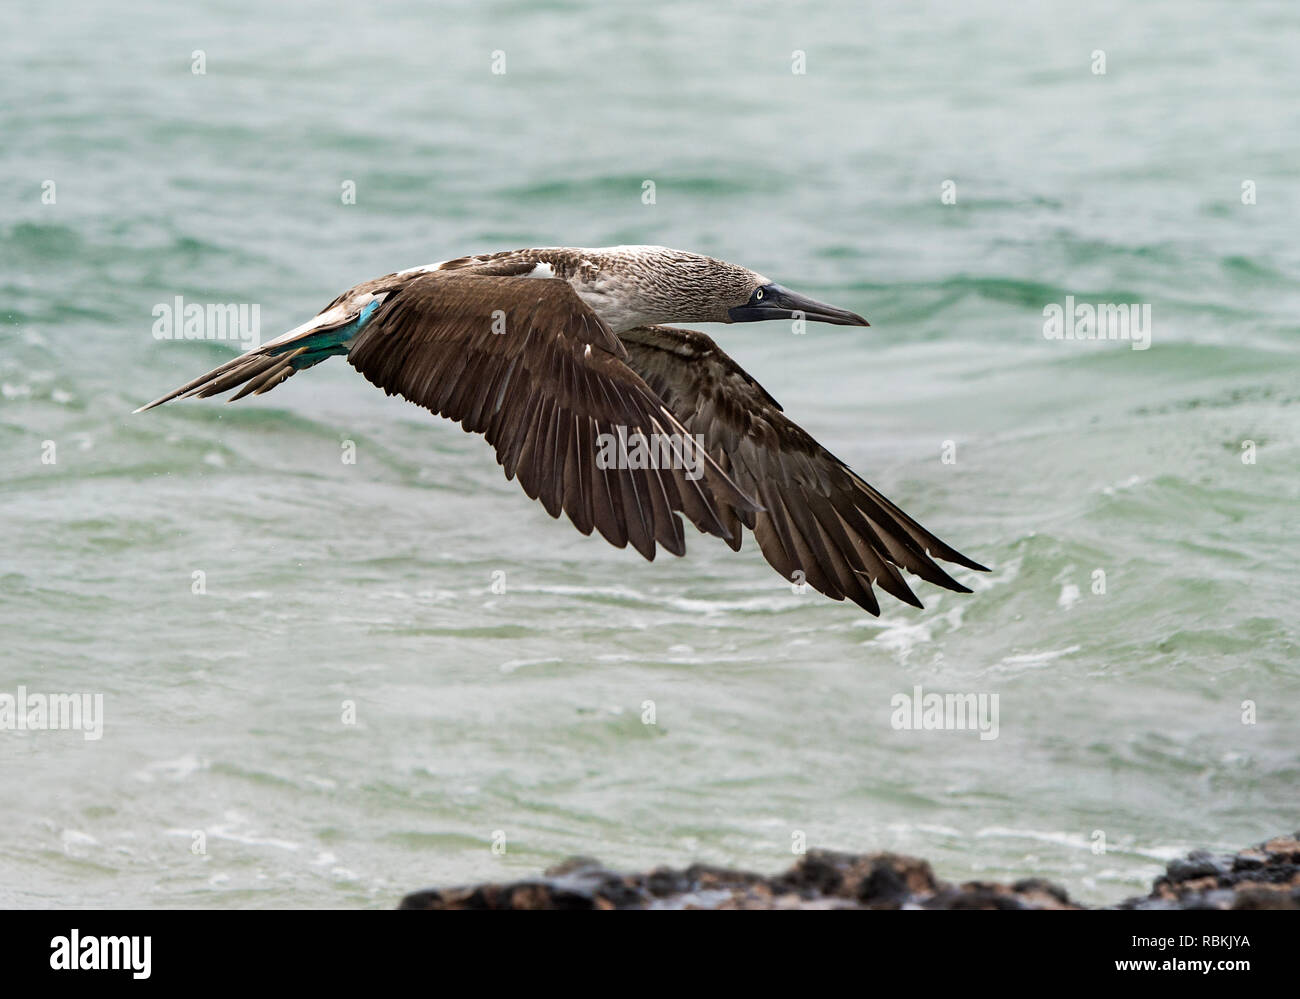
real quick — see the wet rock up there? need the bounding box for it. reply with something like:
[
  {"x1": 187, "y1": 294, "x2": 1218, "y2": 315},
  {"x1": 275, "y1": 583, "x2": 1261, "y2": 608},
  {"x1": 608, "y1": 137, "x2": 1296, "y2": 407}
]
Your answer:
[
  {"x1": 400, "y1": 832, "x2": 1300, "y2": 910},
  {"x1": 399, "y1": 848, "x2": 1076, "y2": 910},
  {"x1": 1165, "y1": 848, "x2": 1234, "y2": 882},
  {"x1": 1120, "y1": 833, "x2": 1300, "y2": 910}
]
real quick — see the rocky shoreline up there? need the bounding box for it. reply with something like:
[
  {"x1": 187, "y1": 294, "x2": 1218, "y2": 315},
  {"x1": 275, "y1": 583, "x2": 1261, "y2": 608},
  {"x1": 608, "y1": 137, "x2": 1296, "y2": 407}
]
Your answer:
[{"x1": 399, "y1": 833, "x2": 1300, "y2": 910}]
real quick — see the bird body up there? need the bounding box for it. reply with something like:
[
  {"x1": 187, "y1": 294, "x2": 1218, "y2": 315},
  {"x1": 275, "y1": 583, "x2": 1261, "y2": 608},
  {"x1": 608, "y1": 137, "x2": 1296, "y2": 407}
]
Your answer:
[{"x1": 137, "y1": 245, "x2": 986, "y2": 613}]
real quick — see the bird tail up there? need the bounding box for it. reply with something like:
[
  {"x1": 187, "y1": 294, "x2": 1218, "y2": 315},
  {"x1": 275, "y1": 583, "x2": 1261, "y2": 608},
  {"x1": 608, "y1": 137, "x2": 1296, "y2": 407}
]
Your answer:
[{"x1": 133, "y1": 301, "x2": 379, "y2": 413}]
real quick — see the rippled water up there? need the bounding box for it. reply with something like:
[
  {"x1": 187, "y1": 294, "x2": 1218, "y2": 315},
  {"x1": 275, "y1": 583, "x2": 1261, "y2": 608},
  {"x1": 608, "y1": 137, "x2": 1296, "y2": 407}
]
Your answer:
[{"x1": 3, "y1": 0, "x2": 1298, "y2": 907}]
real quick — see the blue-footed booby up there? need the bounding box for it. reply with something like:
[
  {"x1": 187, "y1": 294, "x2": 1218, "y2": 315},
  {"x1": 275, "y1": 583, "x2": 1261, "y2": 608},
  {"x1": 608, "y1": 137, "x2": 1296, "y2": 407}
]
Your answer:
[{"x1": 137, "y1": 246, "x2": 987, "y2": 613}]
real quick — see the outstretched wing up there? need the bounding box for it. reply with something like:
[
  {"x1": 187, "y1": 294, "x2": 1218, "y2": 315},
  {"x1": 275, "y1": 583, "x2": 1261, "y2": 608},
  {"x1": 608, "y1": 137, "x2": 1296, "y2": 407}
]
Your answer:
[
  {"x1": 618, "y1": 325, "x2": 987, "y2": 614},
  {"x1": 346, "y1": 275, "x2": 759, "y2": 560}
]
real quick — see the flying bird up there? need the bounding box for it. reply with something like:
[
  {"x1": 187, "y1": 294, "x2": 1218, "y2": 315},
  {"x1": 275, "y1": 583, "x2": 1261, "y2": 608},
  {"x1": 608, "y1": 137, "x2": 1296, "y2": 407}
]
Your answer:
[{"x1": 137, "y1": 245, "x2": 987, "y2": 614}]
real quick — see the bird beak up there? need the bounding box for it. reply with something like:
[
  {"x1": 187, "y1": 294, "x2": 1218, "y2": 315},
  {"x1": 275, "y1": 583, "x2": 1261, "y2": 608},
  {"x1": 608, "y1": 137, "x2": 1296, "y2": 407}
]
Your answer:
[{"x1": 728, "y1": 284, "x2": 869, "y2": 326}]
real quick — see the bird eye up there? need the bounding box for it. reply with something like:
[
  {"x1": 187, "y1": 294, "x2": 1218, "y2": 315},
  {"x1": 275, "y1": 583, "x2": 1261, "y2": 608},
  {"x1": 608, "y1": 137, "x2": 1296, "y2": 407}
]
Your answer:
[{"x1": 755, "y1": 289, "x2": 764, "y2": 301}]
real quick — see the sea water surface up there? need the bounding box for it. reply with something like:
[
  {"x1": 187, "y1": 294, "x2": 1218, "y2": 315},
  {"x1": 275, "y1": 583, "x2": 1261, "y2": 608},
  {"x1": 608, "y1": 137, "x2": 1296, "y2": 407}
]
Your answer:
[{"x1": 2, "y1": 0, "x2": 1298, "y2": 907}]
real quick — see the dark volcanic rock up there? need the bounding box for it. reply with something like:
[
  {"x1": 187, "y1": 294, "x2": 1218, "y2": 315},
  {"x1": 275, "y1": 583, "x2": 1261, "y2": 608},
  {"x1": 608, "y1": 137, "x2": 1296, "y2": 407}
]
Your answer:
[
  {"x1": 1118, "y1": 834, "x2": 1300, "y2": 910},
  {"x1": 400, "y1": 832, "x2": 1300, "y2": 910},
  {"x1": 399, "y1": 848, "x2": 1078, "y2": 910}
]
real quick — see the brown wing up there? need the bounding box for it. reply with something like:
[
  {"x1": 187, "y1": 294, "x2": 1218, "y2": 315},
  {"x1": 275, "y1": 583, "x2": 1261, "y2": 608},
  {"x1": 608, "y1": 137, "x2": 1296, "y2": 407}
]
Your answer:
[
  {"x1": 618, "y1": 325, "x2": 988, "y2": 614},
  {"x1": 346, "y1": 275, "x2": 759, "y2": 560}
]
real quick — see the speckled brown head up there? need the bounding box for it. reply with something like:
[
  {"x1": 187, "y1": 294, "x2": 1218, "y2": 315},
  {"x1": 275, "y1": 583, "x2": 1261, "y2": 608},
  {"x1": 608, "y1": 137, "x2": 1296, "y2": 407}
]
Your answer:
[{"x1": 535, "y1": 246, "x2": 870, "y2": 331}]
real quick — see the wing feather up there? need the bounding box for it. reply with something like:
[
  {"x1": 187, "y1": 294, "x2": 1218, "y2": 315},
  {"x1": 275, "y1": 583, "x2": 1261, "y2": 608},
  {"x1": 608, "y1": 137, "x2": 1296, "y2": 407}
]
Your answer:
[
  {"x1": 345, "y1": 275, "x2": 759, "y2": 560},
  {"x1": 619, "y1": 324, "x2": 988, "y2": 614}
]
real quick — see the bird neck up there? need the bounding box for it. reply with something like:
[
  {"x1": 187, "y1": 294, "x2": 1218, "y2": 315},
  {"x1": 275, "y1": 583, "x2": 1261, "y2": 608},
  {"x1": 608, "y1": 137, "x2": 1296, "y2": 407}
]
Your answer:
[
  {"x1": 559, "y1": 268, "x2": 658, "y2": 332},
  {"x1": 566, "y1": 253, "x2": 722, "y2": 332}
]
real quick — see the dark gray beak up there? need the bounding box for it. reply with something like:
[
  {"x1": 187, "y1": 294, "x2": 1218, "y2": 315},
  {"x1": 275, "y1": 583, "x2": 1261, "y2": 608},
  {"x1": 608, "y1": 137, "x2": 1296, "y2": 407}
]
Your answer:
[{"x1": 728, "y1": 284, "x2": 869, "y2": 326}]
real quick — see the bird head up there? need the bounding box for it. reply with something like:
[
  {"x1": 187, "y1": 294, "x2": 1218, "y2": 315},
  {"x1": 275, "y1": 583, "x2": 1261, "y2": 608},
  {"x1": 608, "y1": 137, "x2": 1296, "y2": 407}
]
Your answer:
[
  {"x1": 725, "y1": 276, "x2": 869, "y2": 327},
  {"x1": 579, "y1": 247, "x2": 869, "y2": 330}
]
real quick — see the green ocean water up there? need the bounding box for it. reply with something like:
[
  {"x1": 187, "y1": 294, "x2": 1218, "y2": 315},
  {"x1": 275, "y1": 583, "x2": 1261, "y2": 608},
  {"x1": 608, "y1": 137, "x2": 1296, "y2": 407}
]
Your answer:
[{"x1": 2, "y1": 0, "x2": 1298, "y2": 907}]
